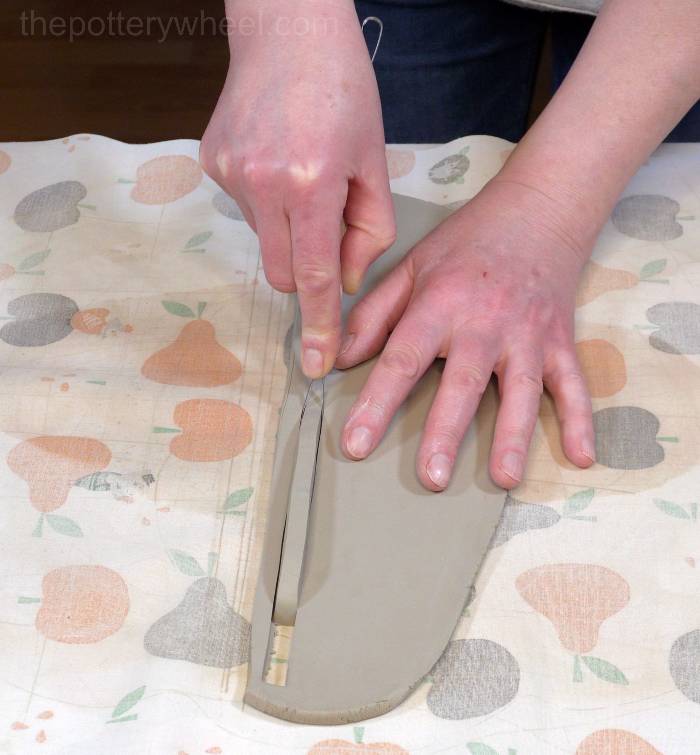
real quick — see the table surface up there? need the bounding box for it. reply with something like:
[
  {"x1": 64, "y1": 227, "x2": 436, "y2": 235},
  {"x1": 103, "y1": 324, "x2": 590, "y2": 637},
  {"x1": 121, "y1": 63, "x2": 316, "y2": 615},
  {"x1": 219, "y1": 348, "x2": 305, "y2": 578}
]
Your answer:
[{"x1": 0, "y1": 134, "x2": 699, "y2": 754}]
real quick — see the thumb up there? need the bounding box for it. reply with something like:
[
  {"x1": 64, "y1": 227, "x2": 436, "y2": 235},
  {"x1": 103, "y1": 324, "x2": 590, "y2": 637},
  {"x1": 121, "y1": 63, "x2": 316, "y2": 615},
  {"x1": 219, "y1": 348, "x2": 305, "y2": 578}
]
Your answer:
[{"x1": 340, "y1": 163, "x2": 396, "y2": 294}]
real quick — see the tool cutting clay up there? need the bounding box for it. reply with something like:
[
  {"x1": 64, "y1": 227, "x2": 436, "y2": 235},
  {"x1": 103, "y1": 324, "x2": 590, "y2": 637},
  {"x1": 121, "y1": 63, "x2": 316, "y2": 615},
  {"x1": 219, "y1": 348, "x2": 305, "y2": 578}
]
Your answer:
[{"x1": 244, "y1": 193, "x2": 504, "y2": 725}]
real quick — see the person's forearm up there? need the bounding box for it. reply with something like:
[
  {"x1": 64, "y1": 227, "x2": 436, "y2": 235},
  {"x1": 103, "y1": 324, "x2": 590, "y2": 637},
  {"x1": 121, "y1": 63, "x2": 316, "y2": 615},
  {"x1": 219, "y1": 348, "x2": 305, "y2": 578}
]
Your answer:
[{"x1": 497, "y1": 0, "x2": 700, "y2": 257}]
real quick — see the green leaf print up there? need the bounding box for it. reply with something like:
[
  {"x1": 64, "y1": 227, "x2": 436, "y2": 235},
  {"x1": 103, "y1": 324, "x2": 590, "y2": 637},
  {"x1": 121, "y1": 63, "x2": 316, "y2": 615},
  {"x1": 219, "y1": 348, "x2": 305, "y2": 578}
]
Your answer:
[
  {"x1": 169, "y1": 549, "x2": 206, "y2": 577},
  {"x1": 562, "y1": 488, "x2": 594, "y2": 517},
  {"x1": 581, "y1": 655, "x2": 629, "y2": 685},
  {"x1": 161, "y1": 301, "x2": 195, "y2": 318},
  {"x1": 467, "y1": 744, "x2": 499, "y2": 755},
  {"x1": 639, "y1": 258, "x2": 667, "y2": 279},
  {"x1": 223, "y1": 487, "x2": 253, "y2": 512},
  {"x1": 18, "y1": 249, "x2": 51, "y2": 271},
  {"x1": 45, "y1": 514, "x2": 83, "y2": 537},
  {"x1": 185, "y1": 231, "x2": 213, "y2": 249},
  {"x1": 111, "y1": 685, "x2": 146, "y2": 719},
  {"x1": 654, "y1": 498, "x2": 691, "y2": 520}
]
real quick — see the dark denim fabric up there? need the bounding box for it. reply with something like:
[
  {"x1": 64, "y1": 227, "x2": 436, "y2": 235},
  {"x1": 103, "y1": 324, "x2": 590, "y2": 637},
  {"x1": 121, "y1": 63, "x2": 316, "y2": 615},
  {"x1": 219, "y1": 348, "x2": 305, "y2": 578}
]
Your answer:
[{"x1": 355, "y1": 1, "x2": 699, "y2": 143}]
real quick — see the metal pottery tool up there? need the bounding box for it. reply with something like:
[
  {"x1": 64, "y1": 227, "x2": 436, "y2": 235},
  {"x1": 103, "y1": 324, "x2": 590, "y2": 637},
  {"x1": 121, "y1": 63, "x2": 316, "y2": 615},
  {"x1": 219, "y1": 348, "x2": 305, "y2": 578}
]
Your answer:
[{"x1": 244, "y1": 194, "x2": 505, "y2": 724}]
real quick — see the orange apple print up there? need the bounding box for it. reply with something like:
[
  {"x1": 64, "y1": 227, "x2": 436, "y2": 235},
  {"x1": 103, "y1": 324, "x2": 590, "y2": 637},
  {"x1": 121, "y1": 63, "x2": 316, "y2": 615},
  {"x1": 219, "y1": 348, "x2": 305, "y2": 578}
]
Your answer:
[
  {"x1": 576, "y1": 729, "x2": 662, "y2": 755},
  {"x1": 8, "y1": 436, "x2": 112, "y2": 512},
  {"x1": 71, "y1": 308, "x2": 110, "y2": 335},
  {"x1": 142, "y1": 301, "x2": 242, "y2": 387},
  {"x1": 131, "y1": 155, "x2": 202, "y2": 205},
  {"x1": 36, "y1": 565, "x2": 129, "y2": 643},
  {"x1": 0, "y1": 149, "x2": 10, "y2": 175},
  {"x1": 309, "y1": 727, "x2": 409, "y2": 755},
  {"x1": 575, "y1": 338, "x2": 627, "y2": 397},
  {"x1": 157, "y1": 399, "x2": 253, "y2": 462},
  {"x1": 385, "y1": 149, "x2": 416, "y2": 180},
  {"x1": 517, "y1": 564, "x2": 630, "y2": 684}
]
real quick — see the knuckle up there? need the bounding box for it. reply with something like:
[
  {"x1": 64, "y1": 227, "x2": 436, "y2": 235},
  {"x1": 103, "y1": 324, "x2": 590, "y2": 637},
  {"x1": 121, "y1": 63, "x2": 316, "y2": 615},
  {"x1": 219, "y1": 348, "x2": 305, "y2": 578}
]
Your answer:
[
  {"x1": 560, "y1": 369, "x2": 588, "y2": 388},
  {"x1": 499, "y1": 426, "x2": 529, "y2": 446},
  {"x1": 430, "y1": 422, "x2": 463, "y2": 448},
  {"x1": 213, "y1": 145, "x2": 239, "y2": 181},
  {"x1": 449, "y1": 363, "x2": 489, "y2": 394},
  {"x1": 346, "y1": 300, "x2": 390, "y2": 342},
  {"x1": 347, "y1": 393, "x2": 389, "y2": 424},
  {"x1": 295, "y1": 262, "x2": 336, "y2": 297},
  {"x1": 377, "y1": 223, "x2": 397, "y2": 249},
  {"x1": 286, "y1": 162, "x2": 326, "y2": 192},
  {"x1": 241, "y1": 158, "x2": 275, "y2": 191},
  {"x1": 512, "y1": 371, "x2": 544, "y2": 394},
  {"x1": 381, "y1": 343, "x2": 422, "y2": 380}
]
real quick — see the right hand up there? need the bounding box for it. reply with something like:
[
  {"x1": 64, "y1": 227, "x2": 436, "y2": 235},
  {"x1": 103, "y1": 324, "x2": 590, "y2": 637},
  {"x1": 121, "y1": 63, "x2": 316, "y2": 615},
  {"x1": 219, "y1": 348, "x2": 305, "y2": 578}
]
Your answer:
[{"x1": 200, "y1": 0, "x2": 396, "y2": 378}]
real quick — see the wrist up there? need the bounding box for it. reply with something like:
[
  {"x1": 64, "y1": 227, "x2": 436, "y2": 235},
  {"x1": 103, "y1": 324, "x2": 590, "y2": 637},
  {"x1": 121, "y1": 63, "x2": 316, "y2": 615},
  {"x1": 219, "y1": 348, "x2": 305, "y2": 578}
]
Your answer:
[
  {"x1": 492, "y1": 151, "x2": 612, "y2": 262},
  {"x1": 482, "y1": 173, "x2": 594, "y2": 266}
]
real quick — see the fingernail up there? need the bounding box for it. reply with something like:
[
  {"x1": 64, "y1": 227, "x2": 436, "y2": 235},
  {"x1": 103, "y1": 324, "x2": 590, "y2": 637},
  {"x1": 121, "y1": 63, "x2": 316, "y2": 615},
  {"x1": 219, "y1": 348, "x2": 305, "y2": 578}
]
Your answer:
[
  {"x1": 303, "y1": 348, "x2": 323, "y2": 377},
  {"x1": 499, "y1": 451, "x2": 523, "y2": 482},
  {"x1": 581, "y1": 439, "x2": 596, "y2": 463},
  {"x1": 338, "y1": 333, "x2": 355, "y2": 357},
  {"x1": 427, "y1": 453, "x2": 452, "y2": 489},
  {"x1": 347, "y1": 426, "x2": 373, "y2": 459}
]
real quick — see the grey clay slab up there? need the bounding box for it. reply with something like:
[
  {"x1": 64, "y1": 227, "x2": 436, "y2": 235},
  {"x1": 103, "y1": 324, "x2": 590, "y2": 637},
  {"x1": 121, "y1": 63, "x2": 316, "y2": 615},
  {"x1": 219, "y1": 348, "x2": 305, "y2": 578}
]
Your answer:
[{"x1": 244, "y1": 193, "x2": 504, "y2": 725}]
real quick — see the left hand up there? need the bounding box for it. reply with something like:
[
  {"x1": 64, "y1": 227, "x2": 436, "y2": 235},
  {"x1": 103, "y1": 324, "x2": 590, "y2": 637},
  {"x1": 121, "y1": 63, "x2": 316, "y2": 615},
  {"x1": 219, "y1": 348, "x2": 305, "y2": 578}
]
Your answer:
[{"x1": 335, "y1": 178, "x2": 596, "y2": 491}]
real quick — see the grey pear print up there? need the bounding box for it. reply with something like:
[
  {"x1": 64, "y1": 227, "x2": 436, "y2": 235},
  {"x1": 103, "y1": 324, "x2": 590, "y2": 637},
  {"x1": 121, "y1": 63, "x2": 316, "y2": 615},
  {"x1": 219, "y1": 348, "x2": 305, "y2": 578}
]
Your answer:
[
  {"x1": 612, "y1": 194, "x2": 683, "y2": 241},
  {"x1": 213, "y1": 191, "x2": 245, "y2": 222},
  {"x1": 429, "y1": 153, "x2": 470, "y2": 185},
  {"x1": 427, "y1": 638, "x2": 520, "y2": 719},
  {"x1": 0, "y1": 293, "x2": 79, "y2": 347},
  {"x1": 646, "y1": 302, "x2": 700, "y2": 354},
  {"x1": 669, "y1": 629, "x2": 700, "y2": 704},
  {"x1": 144, "y1": 577, "x2": 250, "y2": 668},
  {"x1": 490, "y1": 493, "x2": 561, "y2": 548},
  {"x1": 14, "y1": 181, "x2": 87, "y2": 232},
  {"x1": 593, "y1": 406, "x2": 664, "y2": 470}
]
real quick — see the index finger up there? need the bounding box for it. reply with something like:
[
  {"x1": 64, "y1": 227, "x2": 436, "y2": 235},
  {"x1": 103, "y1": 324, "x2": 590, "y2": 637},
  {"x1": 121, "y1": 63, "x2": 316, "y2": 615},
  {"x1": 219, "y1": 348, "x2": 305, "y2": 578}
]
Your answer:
[{"x1": 289, "y1": 192, "x2": 345, "y2": 378}]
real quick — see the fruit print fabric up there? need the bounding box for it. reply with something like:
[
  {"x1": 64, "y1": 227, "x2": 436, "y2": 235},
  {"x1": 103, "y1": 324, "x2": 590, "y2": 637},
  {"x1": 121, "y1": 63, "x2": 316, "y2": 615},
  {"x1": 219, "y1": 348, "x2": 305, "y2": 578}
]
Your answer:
[
  {"x1": 646, "y1": 301, "x2": 700, "y2": 354},
  {"x1": 141, "y1": 301, "x2": 242, "y2": 386},
  {"x1": 612, "y1": 194, "x2": 685, "y2": 241},
  {"x1": 36, "y1": 565, "x2": 129, "y2": 643},
  {"x1": 7, "y1": 434, "x2": 112, "y2": 511},
  {"x1": 1, "y1": 293, "x2": 79, "y2": 346},
  {"x1": 144, "y1": 577, "x2": 250, "y2": 668},
  {"x1": 516, "y1": 564, "x2": 630, "y2": 654},
  {"x1": 426, "y1": 639, "x2": 520, "y2": 719},
  {"x1": 575, "y1": 729, "x2": 663, "y2": 754},
  {"x1": 14, "y1": 181, "x2": 88, "y2": 232},
  {"x1": 130, "y1": 155, "x2": 202, "y2": 205},
  {"x1": 1, "y1": 135, "x2": 700, "y2": 753},
  {"x1": 592, "y1": 406, "x2": 665, "y2": 470},
  {"x1": 213, "y1": 190, "x2": 246, "y2": 222}
]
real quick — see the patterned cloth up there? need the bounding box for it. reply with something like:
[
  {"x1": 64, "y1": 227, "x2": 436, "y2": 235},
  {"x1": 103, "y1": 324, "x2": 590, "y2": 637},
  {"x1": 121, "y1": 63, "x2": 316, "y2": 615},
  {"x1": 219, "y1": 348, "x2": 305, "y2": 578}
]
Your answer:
[{"x1": 1, "y1": 134, "x2": 699, "y2": 754}]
